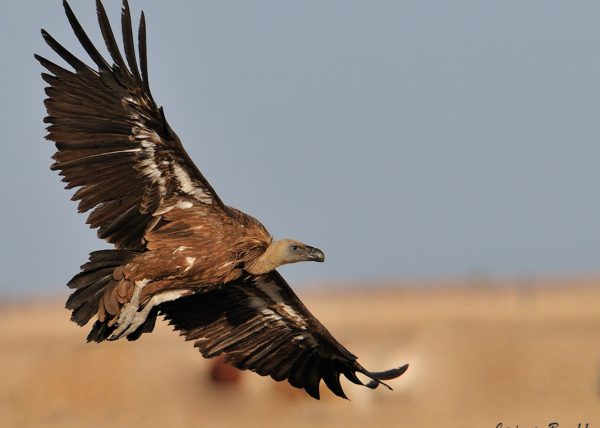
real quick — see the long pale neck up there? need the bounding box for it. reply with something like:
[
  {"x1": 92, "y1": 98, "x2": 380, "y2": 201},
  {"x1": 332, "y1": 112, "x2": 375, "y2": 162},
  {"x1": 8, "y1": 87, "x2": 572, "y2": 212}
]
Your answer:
[{"x1": 246, "y1": 242, "x2": 285, "y2": 275}]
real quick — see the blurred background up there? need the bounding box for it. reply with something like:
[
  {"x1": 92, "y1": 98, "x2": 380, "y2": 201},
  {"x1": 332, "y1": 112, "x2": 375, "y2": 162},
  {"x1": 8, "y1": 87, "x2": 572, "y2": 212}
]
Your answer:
[{"x1": 2, "y1": 1, "x2": 600, "y2": 427}]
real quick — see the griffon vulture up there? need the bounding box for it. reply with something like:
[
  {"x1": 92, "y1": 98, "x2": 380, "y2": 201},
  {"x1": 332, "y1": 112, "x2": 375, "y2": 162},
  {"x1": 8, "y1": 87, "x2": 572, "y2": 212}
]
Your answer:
[{"x1": 36, "y1": 0, "x2": 408, "y2": 399}]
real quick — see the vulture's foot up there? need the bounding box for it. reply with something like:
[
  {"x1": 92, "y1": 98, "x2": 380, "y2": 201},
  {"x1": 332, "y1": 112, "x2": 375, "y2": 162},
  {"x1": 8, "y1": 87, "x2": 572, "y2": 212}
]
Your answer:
[
  {"x1": 107, "y1": 279, "x2": 146, "y2": 340},
  {"x1": 107, "y1": 302, "x2": 140, "y2": 340},
  {"x1": 110, "y1": 289, "x2": 191, "y2": 340}
]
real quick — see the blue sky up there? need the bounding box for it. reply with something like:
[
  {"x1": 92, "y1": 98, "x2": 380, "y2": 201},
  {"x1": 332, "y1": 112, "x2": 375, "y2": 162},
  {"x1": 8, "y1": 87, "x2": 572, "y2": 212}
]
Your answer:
[{"x1": 2, "y1": 1, "x2": 600, "y2": 294}]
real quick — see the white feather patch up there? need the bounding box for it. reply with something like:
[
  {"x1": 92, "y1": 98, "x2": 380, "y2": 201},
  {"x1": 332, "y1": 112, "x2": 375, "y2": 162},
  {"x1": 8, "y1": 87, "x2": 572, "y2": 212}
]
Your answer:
[
  {"x1": 172, "y1": 164, "x2": 212, "y2": 204},
  {"x1": 184, "y1": 257, "x2": 196, "y2": 273},
  {"x1": 133, "y1": 132, "x2": 167, "y2": 195},
  {"x1": 249, "y1": 296, "x2": 268, "y2": 310},
  {"x1": 177, "y1": 201, "x2": 194, "y2": 209},
  {"x1": 153, "y1": 200, "x2": 194, "y2": 216},
  {"x1": 257, "y1": 282, "x2": 307, "y2": 328}
]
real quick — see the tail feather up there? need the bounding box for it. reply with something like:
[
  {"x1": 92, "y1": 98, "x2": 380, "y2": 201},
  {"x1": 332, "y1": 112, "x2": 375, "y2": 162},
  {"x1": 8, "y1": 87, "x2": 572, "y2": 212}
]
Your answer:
[
  {"x1": 67, "y1": 249, "x2": 163, "y2": 343},
  {"x1": 66, "y1": 249, "x2": 137, "y2": 326},
  {"x1": 87, "y1": 319, "x2": 115, "y2": 342}
]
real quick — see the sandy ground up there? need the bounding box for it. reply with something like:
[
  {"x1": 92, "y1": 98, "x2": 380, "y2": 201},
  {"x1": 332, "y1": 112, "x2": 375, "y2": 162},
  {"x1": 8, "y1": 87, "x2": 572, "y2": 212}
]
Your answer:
[{"x1": 2, "y1": 279, "x2": 600, "y2": 428}]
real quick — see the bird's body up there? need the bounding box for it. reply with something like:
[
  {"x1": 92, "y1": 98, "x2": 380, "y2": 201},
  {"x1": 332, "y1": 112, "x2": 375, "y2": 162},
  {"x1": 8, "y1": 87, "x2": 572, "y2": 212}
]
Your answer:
[
  {"x1": 37, "y1": 0, "x2": 407, "y2": 399},
  {"x1": 95, "y1": 201, "x2": 272, "y2": 326}
]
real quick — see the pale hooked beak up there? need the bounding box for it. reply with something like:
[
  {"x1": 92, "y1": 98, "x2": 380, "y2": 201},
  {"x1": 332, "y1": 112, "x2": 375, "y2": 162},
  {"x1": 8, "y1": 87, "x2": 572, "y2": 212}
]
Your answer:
[{"x1": 305, "y1": 245, "x2": 325, "y2": 262}]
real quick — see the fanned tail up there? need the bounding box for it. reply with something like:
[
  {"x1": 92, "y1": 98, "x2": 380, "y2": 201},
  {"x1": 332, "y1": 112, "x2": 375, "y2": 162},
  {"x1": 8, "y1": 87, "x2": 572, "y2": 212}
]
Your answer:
[{"x1": 66, "y1": 249, "x2": 137, "y2": 325}]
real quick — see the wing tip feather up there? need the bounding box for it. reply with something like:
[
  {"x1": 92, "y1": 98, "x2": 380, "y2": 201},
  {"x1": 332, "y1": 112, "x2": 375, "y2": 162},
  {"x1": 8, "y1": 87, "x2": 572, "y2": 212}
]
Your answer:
[
  {"x1": 361, "y1": 363, "x2": 409, "y2": 390},
  {"x1": 62, "y1": 0, "x2": 73, "y2": 15}
]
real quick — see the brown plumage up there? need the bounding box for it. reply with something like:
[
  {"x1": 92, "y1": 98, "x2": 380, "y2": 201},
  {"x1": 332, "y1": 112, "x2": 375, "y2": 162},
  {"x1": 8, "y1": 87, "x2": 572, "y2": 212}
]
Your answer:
[{"x1": 37, "y1": 0, "x2": 408, "y2": 399}]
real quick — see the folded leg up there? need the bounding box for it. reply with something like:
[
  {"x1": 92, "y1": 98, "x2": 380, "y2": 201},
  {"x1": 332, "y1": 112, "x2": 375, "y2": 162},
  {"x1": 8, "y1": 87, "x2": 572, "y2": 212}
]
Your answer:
[{"x1": 108, "y1": 288, "x2": 191, "y2": 340}]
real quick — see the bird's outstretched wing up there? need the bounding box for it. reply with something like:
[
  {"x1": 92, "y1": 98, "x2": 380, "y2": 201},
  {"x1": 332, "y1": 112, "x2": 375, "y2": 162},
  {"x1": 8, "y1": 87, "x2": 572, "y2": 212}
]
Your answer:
[
  {"x1": 159, "y1": 271, "x2": 408, "y2": 399},
  {"x1": 36, "y1": 0, "x2": 225, "y2": 250}
]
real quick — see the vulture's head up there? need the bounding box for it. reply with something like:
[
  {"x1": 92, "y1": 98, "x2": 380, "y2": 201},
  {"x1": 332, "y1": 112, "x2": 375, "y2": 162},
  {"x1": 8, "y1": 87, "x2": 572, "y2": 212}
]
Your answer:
[
  {"x1": 246, "y1": 239, "x2": 325, "y2": 275},
  {"x1": 276, "y1": 239, "x2": 325, "y2": 264}
]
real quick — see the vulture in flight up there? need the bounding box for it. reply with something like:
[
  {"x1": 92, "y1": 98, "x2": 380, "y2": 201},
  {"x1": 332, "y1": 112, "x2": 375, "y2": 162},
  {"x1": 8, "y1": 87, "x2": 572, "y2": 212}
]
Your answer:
[{"x1": 36, "y1": 0, "x2": 408, "y2": 399}]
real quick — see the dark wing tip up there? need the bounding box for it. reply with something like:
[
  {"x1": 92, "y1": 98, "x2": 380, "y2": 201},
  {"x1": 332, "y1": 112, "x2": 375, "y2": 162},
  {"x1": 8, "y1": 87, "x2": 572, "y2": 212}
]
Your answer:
[
  {"x1": 121, "y1": 0, "x2": 132, "y2": 22},
  {"x1": 62, "y1": 0, "x2": 72, "y2": 13},
  {"x1": 62, "y1": 0, "x2": 72, "y2": 16},
  {"x1": 369, "y1": 363, "x2": 410, "y2": 380},
  {"x1": 138, "y1": 10, "x2": 150, "y2": 93},
  {"x1": 363, "y1": 363, "x2": 409, "y2": 390},
  {"x1": 322, "y1": 369, "x2": 348, "y2": 399},
  {"x1": 120, "y1": 0, "x2": 142, "y2": 83},
  {"x1": 304, "y1": 383, "x2": 321, "y2": 400}
]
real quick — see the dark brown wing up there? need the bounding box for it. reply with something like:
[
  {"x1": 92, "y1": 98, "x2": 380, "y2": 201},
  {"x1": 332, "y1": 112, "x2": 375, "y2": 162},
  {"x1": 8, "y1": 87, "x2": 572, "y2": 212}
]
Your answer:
[
  {"x1": 159, "y1": 271, "x2": 408, "y2": 399},
  {"x1": 36, "y1": 0, "x2": 226, "y2": 250}
]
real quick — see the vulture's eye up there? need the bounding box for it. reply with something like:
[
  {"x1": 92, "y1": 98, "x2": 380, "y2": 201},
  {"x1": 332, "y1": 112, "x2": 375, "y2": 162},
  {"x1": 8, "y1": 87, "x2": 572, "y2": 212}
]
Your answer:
[{"x1": 291, "y1": 245, "x2": 299, "y2": 252}]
